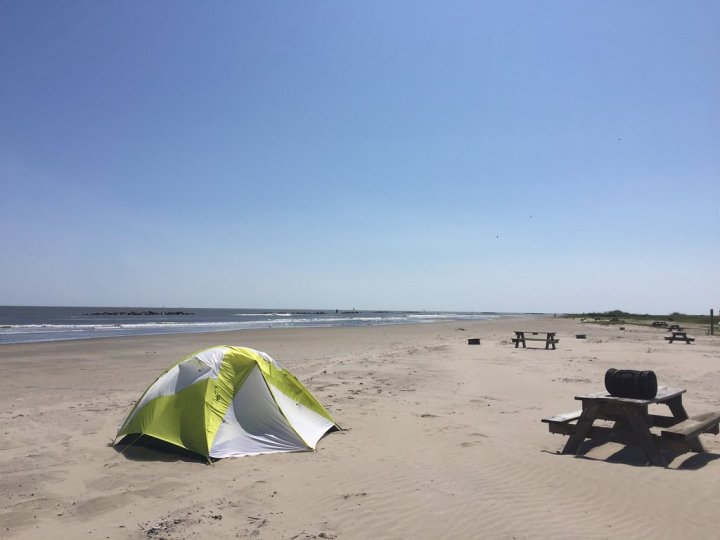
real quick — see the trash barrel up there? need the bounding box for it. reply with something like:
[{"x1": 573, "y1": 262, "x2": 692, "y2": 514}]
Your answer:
[{"x1": 604, "y1": 368, "x2": 657, "y2": 399}]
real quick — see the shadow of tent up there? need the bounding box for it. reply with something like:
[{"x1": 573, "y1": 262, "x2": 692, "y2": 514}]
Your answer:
[{"x1": 112, "y1": 434, "x2": 210, "y2": 464}]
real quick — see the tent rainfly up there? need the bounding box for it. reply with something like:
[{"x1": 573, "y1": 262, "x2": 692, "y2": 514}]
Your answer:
[{"x1": 114, "y1": 346, "x2": 338, "y2": 459}]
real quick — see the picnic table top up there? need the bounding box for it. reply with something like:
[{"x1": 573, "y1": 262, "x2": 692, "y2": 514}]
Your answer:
[
  {"x1": 575, "y1": 386, "x2": 685, "y2": 405},
  {"x1": 514, "y1": 330, "x2": 556, "y2": 335}
]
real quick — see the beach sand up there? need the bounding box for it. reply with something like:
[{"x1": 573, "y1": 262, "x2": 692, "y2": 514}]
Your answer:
[{"x1": 2, "y1": 317, "x2": 720, "y2": 539}]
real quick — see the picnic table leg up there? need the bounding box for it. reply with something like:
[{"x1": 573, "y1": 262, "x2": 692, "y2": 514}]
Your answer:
[
  {"x1": 688, "y1": 437, "x2": 706, "y2": 452},
  {"x1": 666, "y1": 396, "x2": 689, "y2": 422},
  {"x1": 666, "y1": 396, "x2": 705, "y2": 452},
  {"x1": 622, "y1": 405, "x2": 665, "y2": 466},
  {"x1": 562, "y1": 402, "x2": 601, "y2": 455}
]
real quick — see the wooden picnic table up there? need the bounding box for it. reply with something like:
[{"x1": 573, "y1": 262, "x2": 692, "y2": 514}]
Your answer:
[
  {"x1": 665, "y1": 330, "x2": 695, "y2": 344},
  {"x1": 512, "y1": 331, "x2": 558, "y2": 350},
  {"x1": 542, "y1": 386, "x2": 720, "y2": 466}
]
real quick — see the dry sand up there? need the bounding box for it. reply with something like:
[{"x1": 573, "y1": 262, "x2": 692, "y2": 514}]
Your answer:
[{"x1": 2, "y1": 317, "x2": 720, "y2": 539}]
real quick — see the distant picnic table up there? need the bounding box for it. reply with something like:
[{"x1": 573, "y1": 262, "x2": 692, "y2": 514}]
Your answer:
[
  {"x1": 665, "y1": 330, "x2": 695, "y2": 344},
  {"x1": 542, "y1": 386, "x2": 720, "y2": 466},
  {"x1": 512, "y1": 331, "x2": 558, "y2": 350}
]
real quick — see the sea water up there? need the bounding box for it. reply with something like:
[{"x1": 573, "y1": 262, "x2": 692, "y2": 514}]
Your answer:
[{"x1": 0, "y1": 306, "x2": 519, "y2": 344}]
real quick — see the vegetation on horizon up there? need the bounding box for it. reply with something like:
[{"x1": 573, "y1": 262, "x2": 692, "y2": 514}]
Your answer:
[{"x1": 564, "y1": 310, "x2": 715, "y2": 327}]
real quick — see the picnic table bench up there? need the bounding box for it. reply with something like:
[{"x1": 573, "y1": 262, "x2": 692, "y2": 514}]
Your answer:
[
  {"x1": 512, "y1": 331, "x2": 559, "y2": 350},
  {"x1": 665, "y1": 331, "x2": 695, "y2": 344},
  {"x1": 542, "y1": 386, "x2": 720, "y2": 466}
]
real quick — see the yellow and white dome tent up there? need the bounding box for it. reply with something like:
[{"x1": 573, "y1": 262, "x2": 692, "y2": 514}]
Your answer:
[{"x1": 114, "y1": 346, "x2": 338, "y2": 459}]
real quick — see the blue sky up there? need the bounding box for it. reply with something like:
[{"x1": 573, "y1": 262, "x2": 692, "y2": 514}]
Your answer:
[{"x1": 1, "y1": 2, "x2": 718, "y2": 313}]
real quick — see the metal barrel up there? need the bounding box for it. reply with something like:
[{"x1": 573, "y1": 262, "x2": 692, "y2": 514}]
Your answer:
[{"x1": 604, "y1": 368, "x2": 658, "y2": 399}]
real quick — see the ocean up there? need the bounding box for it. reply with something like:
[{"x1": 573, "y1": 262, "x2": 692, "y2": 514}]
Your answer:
[{"x1": 0, "y1": 306, "x2": 521, "y2": 345}]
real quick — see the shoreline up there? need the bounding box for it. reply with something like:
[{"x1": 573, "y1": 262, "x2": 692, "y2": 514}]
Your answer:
[
  {"x1": 0, "y1": 308, "x2": 534, "y2": 346},
  {"x1": 2, "y1": 317, "x2": 720, "y2": 538},
  {"x1": 0, "y1": 318, "x2": 496, "y2": 349}
]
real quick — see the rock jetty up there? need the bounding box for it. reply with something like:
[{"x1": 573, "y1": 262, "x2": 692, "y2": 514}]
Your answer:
[{"x1": 86, "y1": 310, "x2": 194, "y2": 316}]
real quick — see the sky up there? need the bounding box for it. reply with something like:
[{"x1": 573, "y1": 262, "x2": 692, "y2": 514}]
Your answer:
[{"x1": 1, "y1": 1, "x2": 718, "y2": 314}]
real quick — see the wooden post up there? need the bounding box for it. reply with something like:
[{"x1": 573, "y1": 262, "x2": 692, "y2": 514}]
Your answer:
[{"x1": 711, "y1": 309, "x2": 715, "y2": 336}]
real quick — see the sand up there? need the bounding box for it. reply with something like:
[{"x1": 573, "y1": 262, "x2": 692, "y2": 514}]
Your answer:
[{"x1": 2, "y1": 317, "x2": 720, "y2": 539}]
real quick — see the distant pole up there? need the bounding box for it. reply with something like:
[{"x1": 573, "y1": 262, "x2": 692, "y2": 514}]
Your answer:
[{"x1": 712, "y1": 309, "x2": 715, "y2": 336}]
